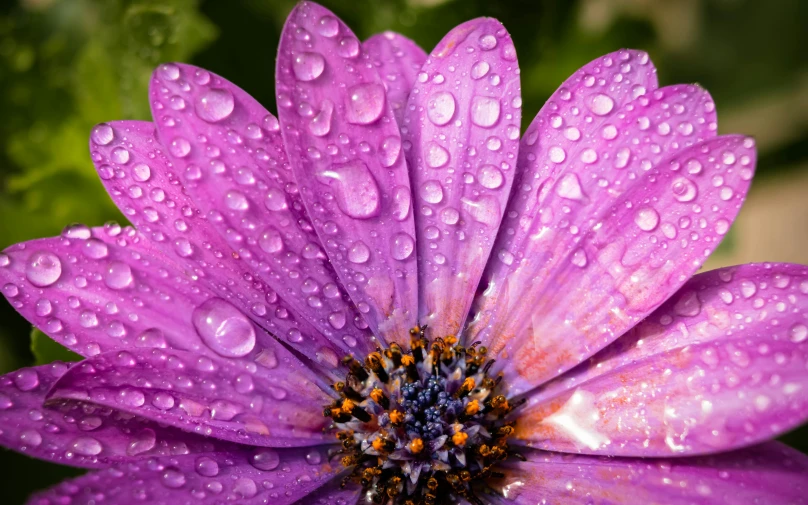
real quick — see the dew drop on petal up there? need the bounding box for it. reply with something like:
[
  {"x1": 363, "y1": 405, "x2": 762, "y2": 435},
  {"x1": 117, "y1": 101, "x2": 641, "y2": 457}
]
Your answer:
[
  {"x1": 379, "y1": 136, "x2": 401, "y2": 168},
  {"x1": 91, "y1": 124, "x2": 114, "y2": 145},
  {"x1": 427, "y1": 91, "x2": 456, "y2": 126},
  {"x1": 192, "y1": 298, "x2": 256, "y2": 358},
  {"x1": 317, "y1": 160, "x2": 381, "y2": 219},
  {"x1": 391, "y1": 233, "x2": 415, "y2": 261},
  {"x1": 672, "y1": 176, "x2": 698, "y2": 202},
  {"x1": 25, "y1": 252, "x2": 62, "y2": 287},
  {"x1": 348, "y1": 241, "x2": 371, "y2": 264},
  {"x1": 424, "y1": 142, "x2": 450, "y2": 168},
  {"x1": 587, "y1": 93, "x2": 615, "y2": 115},
  {"x1": 635, "y1": 207, "x2": 660, "y2": 231},
  {"x1": 470, "y1": 96, "x2": 501, "y2": 128},
  {"x1": 293, "y1": 52, "x2": 326, "y2": 81},
  {"x1": 161, "y1": 467, "x2": 186, "y2": 488},
  {"x1": 195, "y1": 88, "x2": 235, "y2": 123},
  {"x1": 251, "y1": 448, "x2": 280, "y2": 471},
  {"x1": 104, "y1": 261, "x2": 133, "y2": 290},
  {"x1": 195, "y1": 456, "x2": 219, "y2": 477},
  {"x1": 345, "y1": 83, "x2": 385, "y2": 124}
]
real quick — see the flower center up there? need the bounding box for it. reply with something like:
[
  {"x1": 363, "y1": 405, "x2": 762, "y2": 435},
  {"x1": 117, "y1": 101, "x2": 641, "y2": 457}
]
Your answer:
[{"x1": 324, "y1": 326, "x2": 523, "y2": 505}]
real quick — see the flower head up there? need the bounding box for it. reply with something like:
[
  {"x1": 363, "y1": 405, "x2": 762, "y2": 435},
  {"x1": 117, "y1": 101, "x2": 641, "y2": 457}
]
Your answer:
[{"x1": 2, "y1": 2, "x2": 808, "y2": 504}]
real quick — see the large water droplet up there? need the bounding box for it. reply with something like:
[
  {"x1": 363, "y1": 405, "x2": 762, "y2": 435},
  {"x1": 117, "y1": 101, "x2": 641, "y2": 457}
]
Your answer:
[
  {"x1": 317, "y1": 160, "x2": 381, "y2": 219},
  {"x1": 309, "y1": 99, "x2": 333, "y2": 137},
  {"x1": 195, "y1": 456, "x2": 220, "y2": 477},
  {"x1": 259, "y1": 229, "x2": 284, "y2": 254},
  {"x1": 161, "y1": 467, "x2": 186, "y2": 488},
  {"x1": 392, "y1": 186, "x2": 411, "y2": 221},
  {"x1": 427, "y1": 91, "x2": 456, "y2": 126},
  {"x1": 424, "y1": 142, "x2": 450, "y2": 168},
  {"x1": 317, "y1": 15, "x2": 339, "y2": 37},
  {"x1": 126, "y1": 428, "x2": 156, "y2": 456},
  {"x1": 672, "y1": 176, "x2": 698, "y2": 202},
  {"x1": 104, "y1": 261, "x2": 133, "y2": 290},
  {"x1": 136, "y1": 328, "x2": 167, "y2": 348},
  {"x1": 348, "y1": 241, "x2": 371, "y2": 264},
  {"x1": 195, "y1": 88, "x2": 235, "y2": 123},
  {"x1": 345, "y1": 83, "x2": 385, "y2": 124},
  {"x1": 192, "y1": 298, "x2": 256, "y2": 358},
  {"x1": 478, "y1": 165, "x2": 504, "y2": 189},
  {"x1": 635, "y1": 207, "x2": 660, "y2": 231},
  {"x1": 379, "y1": 135, "x2": 401, "y2": 168},
  {"x1": 264, "y1": 187, "x2": 288, "y2": 211},
  {"x1": 25, "y1": 251, "x2": 62, "y2": 287},
  {"x1": 71, "y1": 437, "x2": 103, "y2": 456},
  {"x1": 251, "y1": 448, "x2": 280, "y2": 470},
  {"x1": 420, "y1": 180, "x2": 444, "y2": 204},
  {"x1": 587, "y1": 93, "x2": 615, "y2": 116},
  {"x1": 555, "y1": 173, "x2": 584, "y2": 201},
  {"x1": 91, "y1": 124, "x2": 114, "y2": 145},
  {"x1": 461, "y1": 196, "x2": 501, "y2": 226},
  {"x1": 470, "y1": 96, "x2": 501, "y2": 128},
  {"x1": 391, "y1": 233, "x2": 415, "y2": 260},
  {"x1": 14, "y1": 369, "x2": 39, "y2": 391},
  {"x1": 225, "y1": 190, "x2": 250, "y2": 211},
  {"x1": 293, "y1": 52, "x2": 326, "y2": 82}
]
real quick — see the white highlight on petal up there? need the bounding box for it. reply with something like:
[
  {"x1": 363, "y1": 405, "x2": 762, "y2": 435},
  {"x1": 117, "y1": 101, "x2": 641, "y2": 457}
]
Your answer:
[{"x1": 542, "y1": 389, "x2": 610, "y2": 450}]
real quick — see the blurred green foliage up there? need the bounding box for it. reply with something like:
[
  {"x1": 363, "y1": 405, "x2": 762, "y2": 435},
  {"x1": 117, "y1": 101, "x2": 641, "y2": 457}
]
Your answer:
[{"x1": 1, "y1": 0, "x2": 807, "y2": 502}]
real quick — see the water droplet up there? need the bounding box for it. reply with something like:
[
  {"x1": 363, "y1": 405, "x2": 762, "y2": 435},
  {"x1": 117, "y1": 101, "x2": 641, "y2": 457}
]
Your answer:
[
  {"x1": 20, "y1": 429, "x2": 42, "y2": 447},
  {"x1": 152, "y1": 391, "x2": 175, "y2": 409},
  {"x1": 462, "y1": 196, "x2": 501, "y2": 226},
  {"x1": 555, "y1": 173, "x2": 584, "y2": 200},
  {"x1": 192, "y1": 298, "x2": 256, "y2": 358},
  {"x1": 348, "y1": 241, "x2": 371, "y2": 264},
  {"x1": 91, "y1": 124, "x2": 114, "y2": 145},
  {"x1": 549, "y1": 146, "x2": 566, "y2": 164},
  {"x1": 293, "y1": 52, "x2": 326, "y2": 81},
  {"x1": 317, "y1": 160, "x2": 381, "y2": 219},
  {"x1": 161, "y1": 467, "x2": 186, "y2": 488},
  {"x1": 427, "y1": 91, "x2": 456, "y2": 126},
  {"x1": 309, "y1": 99, "x2": 333, "y2": 137},
  {"x1": 615, "y1": 147, "x2": 631, "y2": 169},
  {"x1": 478, "y1": 165, "x2": 503, "y2": 189},
  {"x1": 111, "y1": 147, "x2": 130, "y2": 164},
  {"x1": 790, "y1": 323, "x2": 807, "y2": 343},
  {"x1": 195, "y1": 88, "x2": 235, "y2": 123},
  {"x1": 425, "y1": 142, "x2": 450, "y2": 168},
  {"x1": 391, "y1": 233, "x2": 414, "y2": 260},
  {"x1": 104, "y1": 261, "x2": 133, "y2": 290},
  {"x1": 478, "y1": 34, "x2": 497, "y2": 50},
  {"x1": 126, "y1": 428, "x2": 156, "y2": 456},
  {"x1": 170, "y1": 137, "x2": 191, "y2": 158},
  {"x1": 420, "y1": 180, "x2": 444, "y2": 204},
  {"x1": 82, "y1": 239, "x2": 109, "y2": 259},
  {"x1": 225, "y1": 190, "x2": 250, "y2": 211},
  {"x1": 251, "y1": 448, "x2": 280, "y2": 471},
  {"x1": 635, "y1": 207, "x2": 660, "y2": 231},
  {"x1": 14, "y1": 369, "x2": 39, "y2": 391},
  {"x1": 136, "y1": 328, "x2": 167, "y2": 349},
  {"x1": 587, "y1": 93, "x2": 615, "y2": 115},
  {"x1": 672, "y1": 177, "x2": 698, "y2": 202},
  {"x1": 317, "y1": 15, "x2": 339, "y2": 37},
  {"x1": 471, "y1": 61, "x2": 490, "y2": 79},
  {"x1": 259, "y1": 229, "x2": 284, "y2": 254},
  {"x1": 337, "y1": 36, "x2": 360, "y2": 58},
  {"x1": 25, "y1": 251, "x2": 62, "y2": 287},
  {"x1": 392, "y1": 186, "x2": 411, "y2": 221},
  {"x1": 379, "y1": 136, "x2": 401, "y2": 168},
  {"x1": 264, "y1": 187, "x2": 288, "y2": 211},
  {"x1": 345, "y1": 83, "x2": 385, "y2": 124},
  {"x1": 306, "y1": 449, "x2": 322, "y2": 465},
  {"x1": 195, "y1": 456, "x2": 219, "y2": 477},
  {"x1": 470, "y1": 96, "x2": 501, "y2": 128},
  {"x1": 71, "y1": 437, "x2": 102, "y2": 456},
  {"x1": 234, "y1": 477, "x2": 258, "y2": 498}
]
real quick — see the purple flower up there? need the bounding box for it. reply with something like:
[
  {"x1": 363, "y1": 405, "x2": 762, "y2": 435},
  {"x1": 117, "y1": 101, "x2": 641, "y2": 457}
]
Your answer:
[{"x1": 1, "y1": 2, "x2": 807, "y2": 504}]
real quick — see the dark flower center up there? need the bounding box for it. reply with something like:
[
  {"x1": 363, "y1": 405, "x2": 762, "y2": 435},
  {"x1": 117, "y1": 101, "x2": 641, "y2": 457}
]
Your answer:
[{"x1": 324, "y1": 326, "x2": 523, "y2": 505}]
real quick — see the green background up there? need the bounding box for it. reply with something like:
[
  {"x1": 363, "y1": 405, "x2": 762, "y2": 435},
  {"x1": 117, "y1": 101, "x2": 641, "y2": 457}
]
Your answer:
[{"x1": 1, "y1": 0, "x2": 806, "y2": 502}]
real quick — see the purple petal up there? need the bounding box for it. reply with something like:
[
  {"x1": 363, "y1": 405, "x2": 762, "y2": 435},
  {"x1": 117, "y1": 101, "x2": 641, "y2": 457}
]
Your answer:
[
  {"x1": 276, "y1": 2, "x2": 419, "y2": 345},
  {"x1": 49, "y1": 348, "x2": 333, "y2": 447},
  {"x1": 27, "y1": 445, "x2": 342, "y2": 505},
  {"x1": 142, "y1": 63, "x2": 378, "y2": 361},
  {"x1": 364, "y1": 31, "x2": 428, "y2": 126},
  {"x1": 513, "y1": 265, "x2": 808, "y2": 456},
  {"x1": 0, "y1": 363, "x2": 242, "y2": 468},
  {"x1": 294, "y1": 477, "x2": 361, "y2": 505},
  {"x1": 490, "y1": 443, "x2": 808, "y2": 505},
  {"x1": 402, "y1": 17, "x2": 521, "y2": 340},
  {"x1": 470, "y1": 99, "x2": 746, "y2": 397},
  {"x1": 0, "y1": 225, "x2": 335, "y2": 380}
]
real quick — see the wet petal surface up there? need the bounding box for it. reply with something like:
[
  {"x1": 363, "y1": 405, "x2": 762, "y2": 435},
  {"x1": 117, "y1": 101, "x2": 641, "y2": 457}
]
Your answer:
[
  {"x1": 515, "y1": 264, "x2": 808, "y2": 456},
  {"x1": 490, "y1": 443, "x2": 808, "y2": 505},
  {"x1": 402, "y1": 17, "x2": 521, "y2": 340},
  {"x1": 49, "y1": 348, "x2": 333, "y2": 447},
  {"x1": 27, "y1": 445, "x2": 342, "y2": 505},
  {"x1": 276, "y1": 2, "x2": 418, "y2": 345}
]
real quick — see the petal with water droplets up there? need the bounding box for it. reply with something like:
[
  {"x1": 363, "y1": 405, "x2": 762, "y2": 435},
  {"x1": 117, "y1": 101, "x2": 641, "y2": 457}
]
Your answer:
[
  {"x1": 468, "y1": 87, "x2": 732, "y2": 395},
  {"x1": 515, "y1": 263, "x2": 808, "y2": 456},
  {"x1": 276, "y1": 2, "x2": 417, "y2": 345},
  {"x1": 489, "y1": 443, "x2": 808, "y2": 505},
  {"x1": 145, "y1": 65, "x2": 377, "y2": 360},
  {"x1": 364, "y1": 31, "x2": 427, "y2": 127},
  {"x1": 26, "y1": 445, "x2": 342, "y2": 505},
  {"x1": 402, "y1": 17, "x2": 521, "y2": 341},
  {"x1": 48, "y1": 348, "x2": 334, "y2": 447}
]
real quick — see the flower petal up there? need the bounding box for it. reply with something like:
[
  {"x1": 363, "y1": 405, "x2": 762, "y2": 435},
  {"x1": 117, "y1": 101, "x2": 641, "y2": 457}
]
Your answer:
[
  {"x1": 364, "y1": 31, "x2": 427, "y2": 127},
  {"x1": 490, "y1": 443, "x2": 808, "y2": 505},
  {"x1": 470, "y1": 96, "x2": 744, "y2": 396},
  {"x1": 470, "y1": 50, "x2": 659, "y2": 346},
  {"x1": 26, "y1": 445, "x2": 342, "y2": 505},
  {"x1": 0, "y1": 362, "x2": 239, "y2": 468},
  {"x1": 293, "y1": 477, "x2": 361, "y2": 505},
  {"x1": 514, "y1": 264, "x2": 808, "y2": 457},
  {"x1": 0, "y1": 225, "x2": 336, "y2": 380},
  {"x1": 48, "y1": 348, "x2": 333, "y2": 447},
  {"x1": 276, "y1": 2, "x2": 418, "y2": 345},
  {"x1": 143, "y1": 63, "x2": 378, "y2": 360},
  {"x1": 402, "y1": 17, "x2": 521, "y2": 340}
]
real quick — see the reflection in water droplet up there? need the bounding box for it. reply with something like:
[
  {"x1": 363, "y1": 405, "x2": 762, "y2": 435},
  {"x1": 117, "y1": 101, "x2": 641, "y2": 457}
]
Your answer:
[
  {"x1": 195, "y1": 88, "x2": 235, "y2": 123},
  {"x1": 317, "y1": 160, "x2": 381, "y2": 219},
  {"x1": 192, "y1": 298, "x2": 256, "y2": 357},
  {"x1": 25, "y1": 251, "x2": 62, "y2": 287},
  {"x1": 345, "y1": 83, "x2": 385, "y2": 124}
]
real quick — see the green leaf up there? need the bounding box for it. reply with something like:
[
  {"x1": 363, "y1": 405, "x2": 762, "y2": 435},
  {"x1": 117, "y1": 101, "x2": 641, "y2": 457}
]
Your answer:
[{"x1": 30, "y1": 328, "x2": 81, "y2": 366}]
